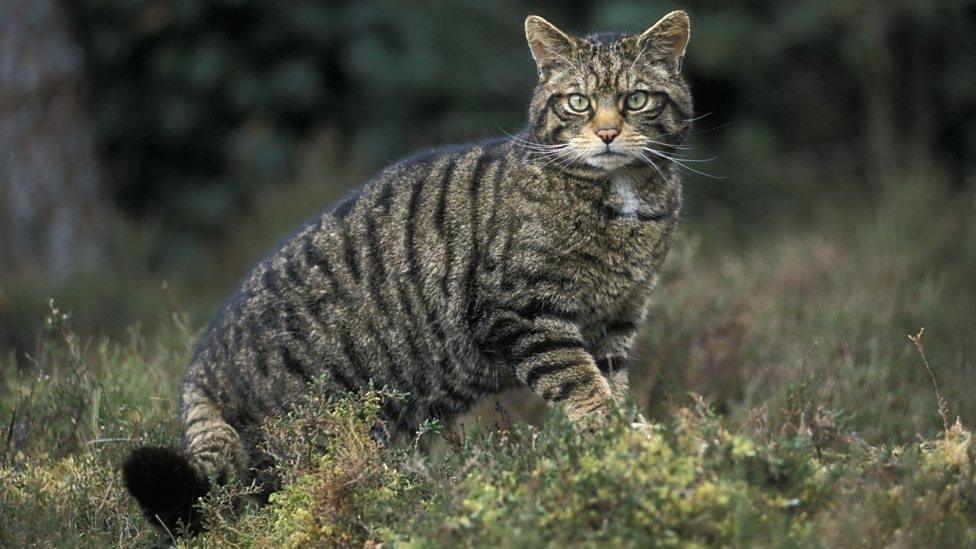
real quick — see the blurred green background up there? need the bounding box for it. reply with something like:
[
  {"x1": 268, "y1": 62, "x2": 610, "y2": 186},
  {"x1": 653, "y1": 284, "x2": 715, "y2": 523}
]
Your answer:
[{"x1": 2, "y1": 0, "x2": 975, "y2": 439}]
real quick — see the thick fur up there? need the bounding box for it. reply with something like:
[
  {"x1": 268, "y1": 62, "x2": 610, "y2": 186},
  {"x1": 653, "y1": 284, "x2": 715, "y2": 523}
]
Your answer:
[
  {"x1": 124, "y1": 10, "x2": 693, "y2": 532},
  {"x1": 121, "y1": 447, "x2": 209, "y2": 535}
]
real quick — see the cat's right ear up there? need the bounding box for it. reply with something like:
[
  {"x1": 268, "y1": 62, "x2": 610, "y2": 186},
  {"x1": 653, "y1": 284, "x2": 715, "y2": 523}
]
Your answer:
[{"x1": 525, "y1": 15, "x2": 578, "y2": 77}]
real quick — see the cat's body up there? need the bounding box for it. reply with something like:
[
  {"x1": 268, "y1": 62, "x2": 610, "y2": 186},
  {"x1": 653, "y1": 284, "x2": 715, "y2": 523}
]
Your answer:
[{"x1": 124, "y1": 11, "x2": 693, "y2": 534}]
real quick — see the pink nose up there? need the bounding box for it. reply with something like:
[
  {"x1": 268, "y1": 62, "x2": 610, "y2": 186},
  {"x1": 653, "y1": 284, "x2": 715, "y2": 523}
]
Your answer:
[{"x1": 596, "y1": 127, "x2": 619, "y2": 144}]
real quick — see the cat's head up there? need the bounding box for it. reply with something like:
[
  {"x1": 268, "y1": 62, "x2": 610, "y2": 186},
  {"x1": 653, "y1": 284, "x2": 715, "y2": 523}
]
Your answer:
[{"x1": 524, "y1": 11, "x2": 692, "y2": 171}]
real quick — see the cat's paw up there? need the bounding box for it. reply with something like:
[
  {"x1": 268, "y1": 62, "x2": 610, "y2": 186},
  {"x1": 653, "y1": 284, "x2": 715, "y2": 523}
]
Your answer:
[
  {"x1": 566, "y1": 402, "x2": 613, "y2": 436},
  {"x1": 630, "y1": 417, "x2": 656, "y2": 437}
]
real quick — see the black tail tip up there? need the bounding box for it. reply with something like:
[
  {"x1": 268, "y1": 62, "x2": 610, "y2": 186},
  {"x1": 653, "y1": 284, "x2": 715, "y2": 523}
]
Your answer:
[{"x1": 122, "y1": 446, "x2": 209, "y2": 536}]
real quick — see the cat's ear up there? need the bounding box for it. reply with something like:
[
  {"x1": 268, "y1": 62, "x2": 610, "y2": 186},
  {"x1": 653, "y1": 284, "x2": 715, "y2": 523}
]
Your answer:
[
  {"x1": 525, "y1": 15, "x2": 578, "y2": 77},
  {"x1": 635, "y1": 10, "x2": 690, "y2": 69}
]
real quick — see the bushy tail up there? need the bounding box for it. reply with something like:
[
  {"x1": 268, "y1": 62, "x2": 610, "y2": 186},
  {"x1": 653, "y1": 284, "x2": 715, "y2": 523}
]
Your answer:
[{"x1": 122, "y1": 446, "x2": 210, "y2": 535}]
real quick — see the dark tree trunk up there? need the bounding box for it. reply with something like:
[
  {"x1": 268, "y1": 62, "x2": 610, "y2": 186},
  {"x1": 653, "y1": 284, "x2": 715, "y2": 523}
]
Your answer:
[{"x1": 0, "y1": 0, "x2": 105, "y2": 283}]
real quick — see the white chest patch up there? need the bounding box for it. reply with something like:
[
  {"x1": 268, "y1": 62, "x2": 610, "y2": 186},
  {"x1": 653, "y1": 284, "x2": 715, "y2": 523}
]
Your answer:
[{"x1": 613, "y1": 175, "x2": 642, "y2": 216}]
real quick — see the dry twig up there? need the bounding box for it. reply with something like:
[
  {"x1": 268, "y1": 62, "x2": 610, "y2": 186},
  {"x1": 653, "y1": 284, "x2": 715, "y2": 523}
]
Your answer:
[{"x1": 908, "y1": 327, "x2": 949, "y2": 432}]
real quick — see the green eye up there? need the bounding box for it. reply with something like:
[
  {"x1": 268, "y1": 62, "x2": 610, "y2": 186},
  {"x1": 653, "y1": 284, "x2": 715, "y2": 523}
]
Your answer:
[
  {"x1": 625, "y1": 91, "x2": 649, "y2": 110},
  {"x1": 567, "y1": 94, "x2": 590, "y2": 112}
]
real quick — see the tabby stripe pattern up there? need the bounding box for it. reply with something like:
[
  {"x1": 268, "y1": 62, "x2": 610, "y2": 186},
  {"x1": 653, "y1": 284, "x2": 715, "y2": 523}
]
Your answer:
[{"x1": 126, "y1": 13, "x2": 694, "y2": 515}]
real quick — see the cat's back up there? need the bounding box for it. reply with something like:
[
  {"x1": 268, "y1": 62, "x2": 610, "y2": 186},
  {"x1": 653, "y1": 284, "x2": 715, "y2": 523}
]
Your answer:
[{"x1": 183, "y1": 137, "x2": 521, "y2": 417}]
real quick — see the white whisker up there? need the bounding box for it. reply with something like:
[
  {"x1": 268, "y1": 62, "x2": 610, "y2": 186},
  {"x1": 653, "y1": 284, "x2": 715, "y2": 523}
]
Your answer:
[
  {"x1": 683, "y1": 111, "x2": 713, "y2": 123},
  {"x1": 642, "y1": 148, "x2": 718, "y2": 162},
  {"x1": 658, "y1": 122, "x2": 735, "y2": 140},
  {"x1": 639, "y1": 137, "x2": 695, "y2": 150},
  {"x1": 538, "y1": 147, "x2": 578, "y2": 171},
  {"x1": 632, "y1": 151, "x2": 668, "y2": 182},
  {"x1": 505, "y1": 138, "x2": 567, "y2": 152},
  {"x1": 641, "y1": 147, "x2": 724, "y2": 179}
]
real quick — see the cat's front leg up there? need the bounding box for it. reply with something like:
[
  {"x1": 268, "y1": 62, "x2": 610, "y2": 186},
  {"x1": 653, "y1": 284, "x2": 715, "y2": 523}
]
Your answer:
[
  {"x1": 477, "y1": 308, "x2": 613, "y2": 425},
  {"x1": 590, "y1": 320, "x2": 649, "y2": 425},
  {"x1": 515, "y1": 336, "x2": 613, "y2": 425},
  {"x1": 590, "y1": 320, "x2": 637, "y2": 404}
]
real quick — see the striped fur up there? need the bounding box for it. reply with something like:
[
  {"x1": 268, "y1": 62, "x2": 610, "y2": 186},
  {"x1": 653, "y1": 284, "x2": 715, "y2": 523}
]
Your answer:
[{"x1": 124, "y1": 10, "x2": 693, "y2": 530}]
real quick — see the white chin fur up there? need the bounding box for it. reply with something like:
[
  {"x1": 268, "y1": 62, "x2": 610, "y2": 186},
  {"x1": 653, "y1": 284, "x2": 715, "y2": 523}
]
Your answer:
[{"x1": 584, "y1": 153, "x2": 634, "y2": 170}]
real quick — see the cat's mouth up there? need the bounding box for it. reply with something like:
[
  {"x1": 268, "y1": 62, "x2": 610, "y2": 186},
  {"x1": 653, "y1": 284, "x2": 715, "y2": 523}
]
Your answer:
[{"x1": 585, "y1": 149, "x2": 634, "y2": 170}]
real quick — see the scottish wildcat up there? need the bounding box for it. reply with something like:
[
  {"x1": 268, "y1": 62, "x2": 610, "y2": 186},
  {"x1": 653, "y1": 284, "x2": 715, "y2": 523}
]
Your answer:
[{"x1": 124, "y1": 10, "x2": 693, "y2": 533}]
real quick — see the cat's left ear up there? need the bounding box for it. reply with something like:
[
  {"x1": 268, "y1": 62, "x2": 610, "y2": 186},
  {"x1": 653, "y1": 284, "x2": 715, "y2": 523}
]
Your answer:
[{"x1": 635, "y1": 10, "x2": 691, "y2": 70}]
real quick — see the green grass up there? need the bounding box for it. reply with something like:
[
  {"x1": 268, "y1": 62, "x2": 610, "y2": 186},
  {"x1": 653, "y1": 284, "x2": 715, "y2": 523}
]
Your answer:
[{"x1": 2, "y1": 181, "x2": 975, "y2": 547}]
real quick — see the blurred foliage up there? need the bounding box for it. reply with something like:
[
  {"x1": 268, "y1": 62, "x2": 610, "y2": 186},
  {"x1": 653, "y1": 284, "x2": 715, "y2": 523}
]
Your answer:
[
  {"x1": 69, "y1": 0, "x2": 976, "y2": 245},
  {"x1": 69, "y1": 0, "x2": 536, "y2": 238},
  {"x1": 633, "y1": 181, "x2": 976, "y2": 442}
]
